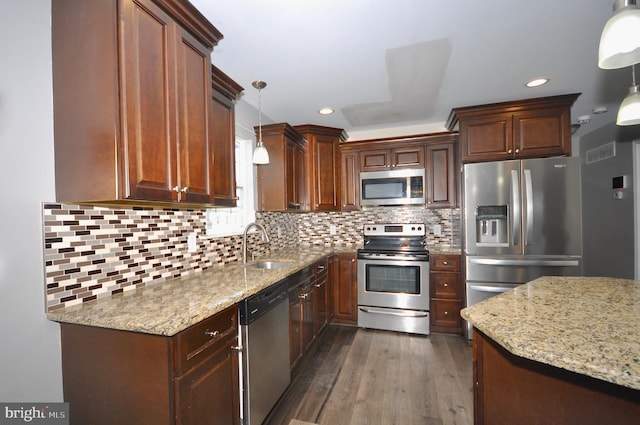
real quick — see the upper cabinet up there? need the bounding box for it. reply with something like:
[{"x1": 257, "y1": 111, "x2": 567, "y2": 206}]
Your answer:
[
  {"x1": 211, "y1": 65, "x2": 243, "y2": 207},
  {"x1": 447, "y1": 94, "x2": 580, "y2": 163},
  {"x1": 339, "y1": 132, "x2": 459, "y2": 210},
  {"x1": 52, "y1": 0, "x2": 238, "y2": 207},
  {"x1": 294, "y1": 125, "x2": 348, "y2": 212},
  {"x1": 256, "y1": 123, "x2": 307, "y2": 211}
]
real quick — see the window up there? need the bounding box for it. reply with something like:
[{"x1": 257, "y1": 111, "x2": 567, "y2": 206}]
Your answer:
[{"x1": 205, "y1": 138, "x2": 255, "y2": 236}]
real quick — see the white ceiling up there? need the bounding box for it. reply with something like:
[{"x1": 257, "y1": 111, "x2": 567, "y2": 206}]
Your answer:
[{"x1": 191, "y1": 0, "x2": 631, "y2": 140}]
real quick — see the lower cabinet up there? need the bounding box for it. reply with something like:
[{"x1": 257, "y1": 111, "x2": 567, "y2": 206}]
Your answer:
[
  {"x1": 429, "y1": 254, "x2": 463, "y2": 334},
  {"x1": 60, "y1": 305, "x2": 240, "y2": 425},
  {"x1": 331, "y1": 252, "x2": 358, "y2": 325}
]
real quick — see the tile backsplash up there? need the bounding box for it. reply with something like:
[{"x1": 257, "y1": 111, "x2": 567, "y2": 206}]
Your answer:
[{"x1": 43, "y1": 203, "x2": 460, "y2": 311}]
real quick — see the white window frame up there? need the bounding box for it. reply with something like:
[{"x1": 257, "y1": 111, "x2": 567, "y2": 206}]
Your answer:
[{"x1": 205, "y1": 137, "x2": 255, "y2": 237}]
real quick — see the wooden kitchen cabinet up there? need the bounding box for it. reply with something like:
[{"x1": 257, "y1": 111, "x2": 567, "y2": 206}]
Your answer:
[
  {"x1": 339, "y1": 132, "x2": 459, "y2": 210},
  {"x1": 210, "y1": 65, "x2": 243, "y2": 207},
  {"x1": 447, "y1": 93, "x2": 580, "y2": 163},
  {"x1": 52, "y1": 0, "x2": 226, "y2": 206},
  {"x1": 430, "y1": 254, "x2": 463, "y2": 334},
  {"x1": 294, "y1": 125, "x2": 349, "y2": 211},
  {"x1": 425, "y1": 137, "x2": 458, "y2": 208},
  {"x1": 313, "y1": 257, "x2": 330, "y2": 336},
  {"x1": 340, "y1": 150, "x2": 360, "y2": 211},
  {"x1": 359, "y1": 145, "x2": 425, "y2": 171},
  {"x1": 60, "y1": 305, "x2": 240, "y2": 425},
  {"x1": 331, "y1": 252, "x2": 358, "y2": 326},
  {"x1": 257, "y1": 123, "x2": 307, "y2": 211}
]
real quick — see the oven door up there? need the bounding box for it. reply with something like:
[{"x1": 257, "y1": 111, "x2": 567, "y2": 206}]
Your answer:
[{"x1": 357, "y1": 257, "x2": 429, "y2": 311}]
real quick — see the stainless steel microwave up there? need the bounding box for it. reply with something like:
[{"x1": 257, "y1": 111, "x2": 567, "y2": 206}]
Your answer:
[{"x1": 360, "y1": 168, "x2": 425, "y2": 206}]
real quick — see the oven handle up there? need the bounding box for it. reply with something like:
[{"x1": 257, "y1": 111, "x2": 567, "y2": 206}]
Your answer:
[
  {"x1": 358, "y1": 254, "x2": 429, "y2": 262},
  {"x1": 358, "y1": 307, "x2": 429, "y2": 318}
]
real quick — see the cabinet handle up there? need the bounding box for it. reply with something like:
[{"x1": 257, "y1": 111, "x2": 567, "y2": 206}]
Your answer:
[
  {"x1": 299, "y1": 293, "x2": 307, "y2": 300},
  {"x1": 314, "y1": 283, "x2": 324, "y2": 288},
  {"x1": 317, "y1": 265, "x2": 325, "y2": 271},
  {"x1": 231, "y1": 345, "x2": 243, "y2": 351},
  {"x1": 204, "y1": 330, "x2": 220, "y2": 338}
]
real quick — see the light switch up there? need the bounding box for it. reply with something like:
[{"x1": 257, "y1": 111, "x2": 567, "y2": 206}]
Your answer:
[
  {"x1": 187, "y1": 233, "x2": 197, "y2": 253},
  {"x1": 434, "y1": 224, "x2": 442, "y2": 235}
]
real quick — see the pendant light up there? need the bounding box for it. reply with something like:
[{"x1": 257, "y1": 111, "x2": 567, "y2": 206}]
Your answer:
[
  {"x1": 617, "y1": 64, "x2": 640, "y2": 125},
  {"x1": 598, "y1": 0, "x2": 640, "y2": 69},
  {"x1": 252, "y1": 80, "x2": 270, "y2": 165}
]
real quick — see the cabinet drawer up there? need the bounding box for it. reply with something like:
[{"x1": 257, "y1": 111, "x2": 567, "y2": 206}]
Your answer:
[
  {"x1": 313, "y1": 258, "x2": 328, "y2": 278},
  {"x1": 431, "y1": 273, "x2": 461, "y2": 299},
  {"x1": 430, "y1": 254, "x2": 461, "y2": 272},
  {"x1": 174, "y1": 305, "x2": 238, "y2": 376},
  {"x1": 431, "y1": 299, "x2": 462, "y2": 329}
]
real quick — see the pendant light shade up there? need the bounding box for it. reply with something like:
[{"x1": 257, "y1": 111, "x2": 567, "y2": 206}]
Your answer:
[
  {"x1": 617, "y1": 65, "x2": 640, "y2": 125},
  {"x1": 252, "y1": 80, "x2": 270, "y2": 165},
  {"x1": 598, "y1": 0, "x2": 640, "y2": 69}
]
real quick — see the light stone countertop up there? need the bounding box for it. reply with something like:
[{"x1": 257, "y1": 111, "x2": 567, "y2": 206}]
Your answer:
[
  {"x1": 461, "y1": 276, "x2": 640, "y2": 390},
  {"x1": 47, "y1": 248, "x2": 337, "y2": 336}
]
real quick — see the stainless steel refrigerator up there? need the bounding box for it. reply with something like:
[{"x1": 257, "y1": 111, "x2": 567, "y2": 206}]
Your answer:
[{"x1": 463, "y1": 156, "x2": 582, "y2": 338}]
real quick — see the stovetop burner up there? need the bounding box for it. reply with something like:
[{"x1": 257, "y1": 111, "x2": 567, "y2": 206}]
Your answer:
[{"x1": 358, "y1": 223, "x2": 429, "y2": 259}]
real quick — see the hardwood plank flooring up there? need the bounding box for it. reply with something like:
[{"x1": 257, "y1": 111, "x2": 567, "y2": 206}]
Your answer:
[{"x1": 265, "y1": 325, "x2": 473, "y2": 425}]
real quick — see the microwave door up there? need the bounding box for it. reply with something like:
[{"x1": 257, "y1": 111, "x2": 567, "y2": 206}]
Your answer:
[{"x1": 463, "y1": 160, "x2": 521, "y2": 256}]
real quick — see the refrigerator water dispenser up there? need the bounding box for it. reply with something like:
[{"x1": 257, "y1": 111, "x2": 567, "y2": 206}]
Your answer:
[{"x1": 476, "y1": 205, "x2": 508, "y2": 246}]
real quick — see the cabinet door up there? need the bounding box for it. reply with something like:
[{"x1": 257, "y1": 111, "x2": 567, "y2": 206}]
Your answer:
[
  {"x1": 313, "y1": 135, "x2": 340, "y2": 210},
  {"x1": 313, "y1": 274, "x2": 328, "y2": 336},
  {"x1": 332, "y1": 253, "x2": 358, "y2": 325},
  {"x1": 285, "y1": 139, "x2": 305, "y2": 210},
  {"x1": 513, "y1": 107, "x2": 571, "y2": 159},
  {"x1": 360, "y1": 149, "x2": 391, "y2": 171},
  {"x1": 175, "y1": 27, "x2": 215, "y2": 204},
  {"x1": 175, "y1": 342, "x2": 240, "y2": 425},
  {"x1": 340, "y1": 151, "x2": 360, "y2": 211},
  {"x1": 289, "y1": 288, "x2": 302, "y2": 369},
  {"x1": 392, "y1": 145, "x2": 425, "y2": 168},
  {"x1": 460, "y1": 113, "x2": 513, "y2": 163},
  {"x1": 426, "y1": 142, "x2": 457, "y2": 208},
  {"x1": 301, "y1": 284, "x2": 315, "y2": 353},
  {"x1": 210, "y1": 70, "x2": 240, "y2": 207},
  {"x1": 120, "y1": 0, "x2": 179, "y2": 202}
]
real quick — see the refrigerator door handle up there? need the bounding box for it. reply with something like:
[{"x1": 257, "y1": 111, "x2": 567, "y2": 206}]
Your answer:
[
  {"x1": 524, "y1": 168, "x2": 533, "y2": 247},
  {"x1": 468, "y1": 258, "x2": 581, "y2": 267},
  {"x1": 468, "y1": 284, "x2": 514, "y2": 293},
  {"x1": 511, "y1": 170, "x2": 520, "y2": 246}
]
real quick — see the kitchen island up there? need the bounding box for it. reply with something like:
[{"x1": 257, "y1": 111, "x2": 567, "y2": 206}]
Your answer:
[{"x1": 461, "y1": 276, "x2": 640, "y2": 425}]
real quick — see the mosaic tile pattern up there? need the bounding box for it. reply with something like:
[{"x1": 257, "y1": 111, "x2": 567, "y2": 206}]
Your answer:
[{"x1": 43, "y1": 203, "x2": 461, "y2": 311}]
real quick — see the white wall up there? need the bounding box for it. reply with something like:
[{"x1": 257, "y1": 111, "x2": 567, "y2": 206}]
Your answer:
[{"x1": 0, "y1": 1, "x2": 63, "y2": 401}]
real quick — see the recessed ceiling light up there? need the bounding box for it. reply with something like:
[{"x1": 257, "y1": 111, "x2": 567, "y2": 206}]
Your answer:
[
  {"x1": 318, "y1": 107, "x2": 335, "y2": 115},
  {"x1": 525, "y1": 78, "x2": 549, "y2": 88}
]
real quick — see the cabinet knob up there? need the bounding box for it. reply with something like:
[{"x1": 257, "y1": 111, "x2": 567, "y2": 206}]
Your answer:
[
  {"x1": 231, "y1": 345, "x2": 243, "y2": 351},
  {"x1": 443, "y1": 261, "x2": 448, "y2": 265},
  {"x1": 181, "y1": 186, "x2": 188, "y2": 193},
  {"x1": 204, "y1": 330, "x2": 220, "y2": 338},
  {"x1": 173, "y1": 186, "x2": 181, "y2": 192},
  {"x1": 351, "y1": 259, "x2": 355, "y2": 263},
  {"x1": 444, "y1": 311, "x2": 449, "y2": 315},
  {"x1": 508, "y1": 149, "x2": 513, "y2": 154},
  {"x1": 515, "y1": 148, "x2": 520, "y2": 154},
  {"x1": 443, "y1": 283, "x2": 448, "y2": 287}
]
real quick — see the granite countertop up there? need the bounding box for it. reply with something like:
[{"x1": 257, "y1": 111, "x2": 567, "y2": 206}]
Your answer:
[
  {"x1": 47, "y1": 248, "x2": 336, "y2": 336},
  {"x1": 461, "y1": 276, "x2": 640, "y2": 390}
]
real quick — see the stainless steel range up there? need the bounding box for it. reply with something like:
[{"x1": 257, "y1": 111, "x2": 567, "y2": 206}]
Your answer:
[{"x1": 357, "y1": 223, "x2": 430, "y2": 335}]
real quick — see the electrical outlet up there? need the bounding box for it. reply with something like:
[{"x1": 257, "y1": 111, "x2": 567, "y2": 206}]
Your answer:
[
  {"x1": 329, "y1": 225, "x2": 337, "y2": 235},
  {"x1": 277, "y1": 226, "x2": 282, "y2": 238},
  {"x1": 433, "y1": 224, "x2": 442, "y2": 235},
  {"x1": 187, "y1": 233, "x2": 197, "y2": 253}
]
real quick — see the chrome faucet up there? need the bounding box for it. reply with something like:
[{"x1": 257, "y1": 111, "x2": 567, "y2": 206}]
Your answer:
[{"x1": 242, "y1": 222, "x2": 270, "y2": 264}]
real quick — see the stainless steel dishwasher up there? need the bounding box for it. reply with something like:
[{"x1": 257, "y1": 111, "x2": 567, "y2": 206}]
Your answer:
[{"x1": 239, "y1": 279, "x2": 290, "y2": 425}]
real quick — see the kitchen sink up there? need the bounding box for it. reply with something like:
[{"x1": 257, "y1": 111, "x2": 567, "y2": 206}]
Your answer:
[{"x1": 244, "y1": 261, "x2": 294, "y2": 270}]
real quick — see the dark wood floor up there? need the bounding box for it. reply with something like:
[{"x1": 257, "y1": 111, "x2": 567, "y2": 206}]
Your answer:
[{"x1": 265, "y1": 325, "x2": 473, "y2": 425}]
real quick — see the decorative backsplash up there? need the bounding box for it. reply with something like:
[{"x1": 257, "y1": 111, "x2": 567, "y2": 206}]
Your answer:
[{"x1": 43, "y1": 203, "x2": 460, "y2": 312}]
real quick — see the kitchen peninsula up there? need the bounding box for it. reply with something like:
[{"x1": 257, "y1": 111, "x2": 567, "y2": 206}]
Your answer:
[{"x1": 462, "y1": 276, "x2": 640, "y2": 425}]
